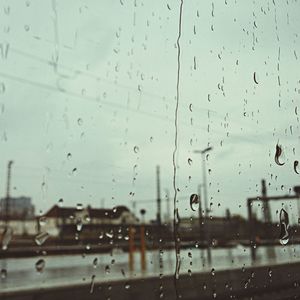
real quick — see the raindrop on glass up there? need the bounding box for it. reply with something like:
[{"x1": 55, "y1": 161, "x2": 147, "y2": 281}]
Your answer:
[
  {"x1": 190, "y1": 194, "x2": 199, "y2": 211},
  {"x1": 0, "y1": 268, "x2": 7, "y2": 279},
  {"x1": 93, "y1": 258, "x2": 98, "y2": 268},
  {"x1": 253, "y1": 72, "x2": 259, "y2": 84},
  {"x1": 90, "y1": 275, "x2": 95, "y2": 294},
  {"x1": 39, "y1": 217, "x2": 47, "y2": 226},
  {"x1": 76, "y1": 203, "x2": 83, "y2": 210},
  {"x1": 279, "y1": 208, "x2": 289, "y2": 245},
  {"x1": 35, "y1": 259, "x2": 46, "y2": 273},
  {"x1": 274, "y1": 144, "x2": 285, "y2": 166},
  {"x1": 133, "y1": 146, "x2": 139, "y2": 153},
  {"x1": 294, "y1": 160, "x2": 299, "y2": 174},
  {"x1": 125, "y1": 282, "x2": 130, "y2": 289},
  {"x1": 76, "y1": 219, "x2": 83, "y2": 231},
  {"x1": 35, "y1": 232, "x2": 49, "y2": 246},
  {"x1": 0, "y1": 82, "x2": 5, "y2": 94},
  {"x1": 105, "y1": 265, "x2": 110, "y2": 274},
  {"x1": 1, "y1": 227, "x2": 12, "y2": 250}
]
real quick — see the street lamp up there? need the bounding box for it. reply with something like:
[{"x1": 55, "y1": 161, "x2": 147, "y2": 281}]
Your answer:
[
  {"x1": 194, "y1": 147, "x2": 213, "y2": 266},
  {"x1": 140, "y1": 209, "x2": 146, "y2": 272}
]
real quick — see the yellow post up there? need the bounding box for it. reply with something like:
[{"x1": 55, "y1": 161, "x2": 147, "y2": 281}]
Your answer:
[
  {"x1": 129, "y1": 226, "x2": 135, "y2": 272},
  {"x1": 140, "y1": 225, "x2": 146, "y2": 271}
]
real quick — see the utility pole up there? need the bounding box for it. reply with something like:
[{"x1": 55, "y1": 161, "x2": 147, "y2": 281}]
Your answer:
[
  {"x1": 5, "y1": 161, "x2": 13, "y2": 227},
  {"x1": 194, "y1": 147, "x2": 213, "y2": 266},
  {"x1": 1, "y1": 160, "x2": 13, "y2": 276},
  {"x1": 165, "y1": 189, "x2": 171, "y2": 226},
  {"x1": 262, "y1": 179, "x2": 271, "y2": 223},
  {"x1": 198, "y1": 184, "x2": 203, "y2": 242},
  {"x1": 156, "y1": 165, "x2": 161, "y2": 226},
  {"x1": 261, "y1": 179, "x2": 276, "y2": 262}
]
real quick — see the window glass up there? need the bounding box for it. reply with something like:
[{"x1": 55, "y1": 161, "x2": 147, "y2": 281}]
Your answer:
[{"x1": 1, "y1": 1, "x2": 300, "y2": 299}]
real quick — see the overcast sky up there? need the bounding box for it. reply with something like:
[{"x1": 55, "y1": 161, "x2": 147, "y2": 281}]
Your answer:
[{"x1": 0, "y1": 0, "x2": 300, "y2": 222}]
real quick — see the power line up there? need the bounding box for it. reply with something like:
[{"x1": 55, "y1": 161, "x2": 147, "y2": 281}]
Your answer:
[
  {"x1": 0, "y1": 71, "x2": 212, "y2": 132},
  {"x1": 10, "y1": 47, "x2": 214, "y2": 116}
]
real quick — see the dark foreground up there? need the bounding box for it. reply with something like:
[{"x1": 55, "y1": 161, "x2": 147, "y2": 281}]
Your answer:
[{"x1": 1, "y1": 261, "x2": 300, "y2": 300}]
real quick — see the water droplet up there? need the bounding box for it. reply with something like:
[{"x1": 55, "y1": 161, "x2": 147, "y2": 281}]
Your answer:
[
  {"x1": 279, "y1": 208, "x2": 289, "y2": 245},
  {"x1": 76, "y1": 203, "x2": 83, "y2": 210},
  {"x1": 67, "y1": 153, "x2": 72, "y2": 160},
  {"x1": 24, "y1": 25, "x2": 30, "y2": 31},
  {"x1": 175, "y1": 254, "x2": 181, "y2": 279},
  {"x1": 105, "y1": 265, "x2": 110, "y2": 274},
  {"x1": 189, "y1": 103, "x2": 193, "y2": 112},
  {"x1": 268, "y1": 268, "x2": 272, "y2": 277},
  {"x1": 90, "y1": 275, "x2": 95, "y2": 294},
  {"x1": 2, "y1": 227, "x2": 13, "y2": 250},
  {"x1": 253, "y1": 72, "x2": 259, "y2": 84},
  {"x1": 35, "y1": 259, "x2": 45, "y2": 273},
  {"x1": 93, "y1": 258, "x2": 98, "y2": 268},
  {"x1": 0, "y1": 82, "x2": 5, "y2": 94},
  {"x1": 72, "y1": 167, "x2": 77, "y2": 175},
  {"x1": 125, "y1": 282, "x2": 130, "y2": 289},
  {"x1": 76, "y1": 219, "x2": 83, "y2": 231},
  {"x1": 275, "y1": 144, "x2": 285, "y2": 166},
  {"x1": 190, "y1": 194, "x2": 199, "y2": 211},
  {"x1": 188, "y1": 158, "x2": 192, "y2": 165},
  {"x1": 39, "y1": 217, "x2": 47, "y2": 226},
  {"x1": 211, "y1": 268, "x2": 215, "y2": 276},
  {"x1": 294, "y1": 161, "x2": 299, "y2": 174},
  {"x1": 133, "y1": 146, "x2": 139, "y2": 153},
  {"x1": 105, "y1": 232, "x2": 113, "y2": 239},
  {"x1": 0, "y1": 268, "x2": 7, "y2": 279},
  {"x1": 58, "y1": 198, "x2": 63, "y2": 207},
  {"x1": 35, "y1": 232, "x2": 49, "y2": 246},
  {"x1": 77, "y1": 118, "x2": 83, "y2": 126}
]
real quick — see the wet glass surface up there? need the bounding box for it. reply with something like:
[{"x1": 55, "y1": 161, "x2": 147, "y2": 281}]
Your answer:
[{"x1": 1, "y1": 1, "x2": 300, "y2": 299}]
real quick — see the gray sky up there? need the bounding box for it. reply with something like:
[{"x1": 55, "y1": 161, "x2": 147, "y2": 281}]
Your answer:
[{"x1": 0, "y1": 0, "x2": 300, "y2": 222}]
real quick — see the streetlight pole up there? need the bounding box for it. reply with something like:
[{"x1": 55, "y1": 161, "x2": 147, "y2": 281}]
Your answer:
[{"x1": 194, "y1": 147, "x2": 212, "y2": 266}]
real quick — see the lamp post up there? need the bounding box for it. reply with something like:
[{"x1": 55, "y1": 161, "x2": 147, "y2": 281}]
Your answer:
[
  {"x1": 194, "y1": 147, "x2": 213, "y2": 266},
  {"x1": 140, "y1": 209, "x2": 146, "y2": 272}
]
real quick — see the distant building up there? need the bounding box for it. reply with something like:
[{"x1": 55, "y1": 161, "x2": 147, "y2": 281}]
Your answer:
[
  {"x1": 0, "y1": 196, "x2": 35, "y2": 219},
  {"x1": 179, "y1": 214, "x2": 249, "y2": 243},
  {"x1": 42, "y1": 205, "x2": 139, "y2": 237}
]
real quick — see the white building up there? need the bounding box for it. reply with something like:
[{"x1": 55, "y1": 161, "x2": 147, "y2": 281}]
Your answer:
[{"x1": 42, "y1": 205, "x2": 139, "y2": 237}]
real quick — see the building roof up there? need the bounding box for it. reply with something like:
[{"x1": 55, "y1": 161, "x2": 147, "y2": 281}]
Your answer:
[{"x1": 44, "y1": 205, "x2": 130, "y2": 219}]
